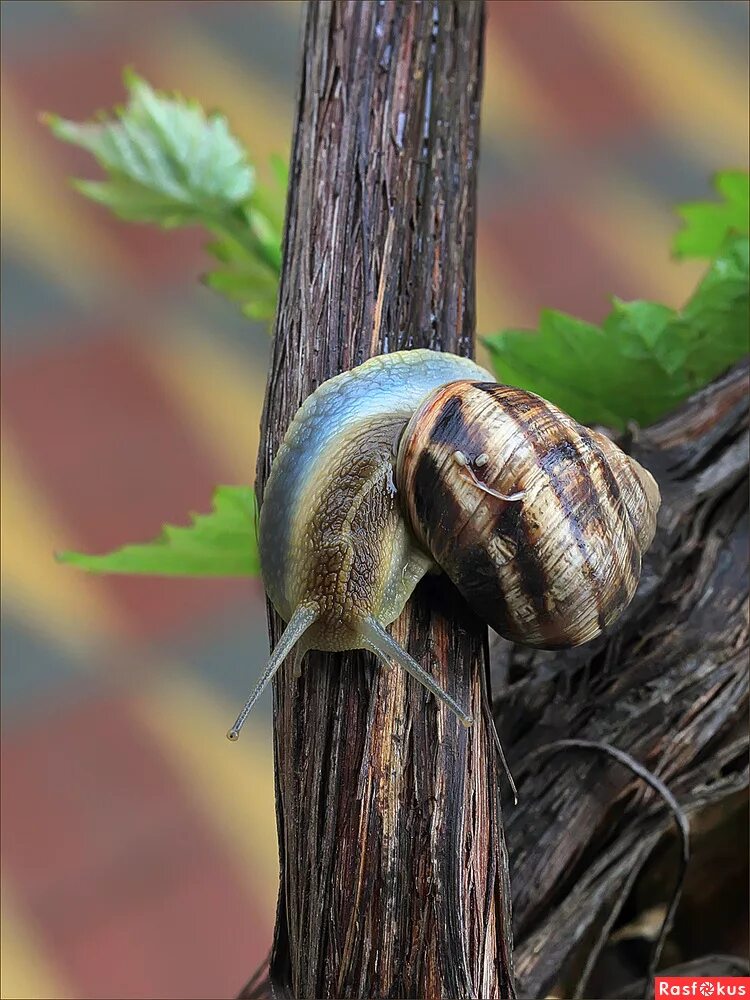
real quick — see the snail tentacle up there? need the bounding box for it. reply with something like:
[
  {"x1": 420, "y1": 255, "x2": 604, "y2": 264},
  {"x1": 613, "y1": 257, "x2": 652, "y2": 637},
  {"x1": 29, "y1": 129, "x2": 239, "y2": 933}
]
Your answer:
[
  {"x1": 227, "y1": 602, "x2": 319, "y2": 741},
  {"x1": 359, "y1": 616, "x2": 473, "y2": 727}
]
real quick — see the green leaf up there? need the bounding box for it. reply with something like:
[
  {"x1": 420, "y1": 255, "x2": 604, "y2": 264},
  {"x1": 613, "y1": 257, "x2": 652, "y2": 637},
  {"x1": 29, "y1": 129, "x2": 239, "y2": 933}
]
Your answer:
[
  {"x1": 204, "y1": 265, "x2": 278, "y2": 321},
  {"x1": 43, "y1": 69, "x2": 286, "y2": 322},
  {"x1": 57, "y1": 486, "x2": 259, "y2": 577},
  {"x1": 673, "y1": 170, "x2": 749, "y2": 260},
  {"x1": 677, "y1": 234, "x2": 749, "y2": 383},
  {"x1": 204, "y1": 220, "x2": 280, "y2": 321},
  {"x1": 269, "y1": 152, "x2": 290, "y2": 190},
  {"x1": 483, "y1": 234, "x2": 749, "y2": 430},
  {"x1": 44, "y1": 69, "x2": 254, "y2": 225}
]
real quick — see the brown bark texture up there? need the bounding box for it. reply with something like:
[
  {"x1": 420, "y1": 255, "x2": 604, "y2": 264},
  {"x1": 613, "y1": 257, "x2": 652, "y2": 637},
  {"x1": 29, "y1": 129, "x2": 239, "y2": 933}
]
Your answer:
[
  {"x1": 248, "y1": 2, "x2": 515, "y2": 999},
  {"x1": 493, "y1": 359, "x2": 749, "y2": 998}
]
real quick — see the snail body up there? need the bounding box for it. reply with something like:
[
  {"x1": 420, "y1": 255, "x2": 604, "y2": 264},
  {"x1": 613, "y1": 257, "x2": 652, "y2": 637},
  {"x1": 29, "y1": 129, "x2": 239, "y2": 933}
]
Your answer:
[
  {"x1": 228, "y1": 350, "x2": 660, "y2": 739},
  {"x1": 259, "y1": 350, "x2": 490, "y2": 640}
]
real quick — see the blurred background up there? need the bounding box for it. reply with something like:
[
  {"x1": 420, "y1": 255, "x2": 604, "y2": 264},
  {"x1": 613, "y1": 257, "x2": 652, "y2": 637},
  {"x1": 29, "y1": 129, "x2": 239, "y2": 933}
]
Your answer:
[{"x1": 1, "y1": 1, "x2": 748, "y2": 998}]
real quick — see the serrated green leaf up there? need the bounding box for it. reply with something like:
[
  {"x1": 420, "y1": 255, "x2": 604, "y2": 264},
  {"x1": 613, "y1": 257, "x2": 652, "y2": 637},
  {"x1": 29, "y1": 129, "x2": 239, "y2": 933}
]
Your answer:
[
  {"x1": 205, "y1": 265, "x2": 276, "y2": 298},
  {"x1": 673, "y1": 170, "x2": 749, "y2": 260},
  {"x1": 205, "y1": 266, "x2": 278, "y2": 319},
  {"x1": 204, "y1": 223, "x2": 280, "y2": 319},
  {"x1": 245, "y1": 205, "x2": 283, "y2": 273},
  {"x1": 249, "y1": 164, "x2": 287, "y2": 271},
  {"x1": 57, "y1": 486, "x2": 259, "y2": 577},
  {"x1": 44, "y1": 70, "x2": 287, "y2": 323},
  {"x1": 678, "y1": 235, "x2": 749, "y2": 383},
  {"x1": 73, "y1": 178, "x2": 197, "y2": 227},
  {"x1": 483, "y1": 234, "x2": 749, "y2": 430},
  {"x1": 45, "y1": 71, "x2": 254, "y2": 224}
]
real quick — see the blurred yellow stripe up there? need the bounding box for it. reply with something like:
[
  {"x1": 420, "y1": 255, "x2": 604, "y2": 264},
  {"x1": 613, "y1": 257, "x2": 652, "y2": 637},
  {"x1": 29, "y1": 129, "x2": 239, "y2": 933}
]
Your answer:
[
  {"x1": 574, "y1": 176, "x2": 708, "y2": 309},
  {"x1": 476, "y1": 234, "x2": 537, "y2": 349},
  {"x1": 0, "y1": 889, "x2": 71, "y2": 1000},
  {"x1": 135, "y1": 671, "x2": 279, "y2": 917},
  {"x1": 0, "y1": 76, "x2": 128, "y2": 303},
  {"x1": 0, "y1": 438, "x2": 123, "y2": 649},
  {"x1": 567, "y1": 0, "x2": 750, "y2": 167},
  {"x1": 150, "y1": 27, "x2": 293, "y2": 187},
  {"x1": 146, "y1": 323, "x2": 268, "y2": 484},
  {"x1": 273, "y1": 0, "x2": 305, "y2": 25}
]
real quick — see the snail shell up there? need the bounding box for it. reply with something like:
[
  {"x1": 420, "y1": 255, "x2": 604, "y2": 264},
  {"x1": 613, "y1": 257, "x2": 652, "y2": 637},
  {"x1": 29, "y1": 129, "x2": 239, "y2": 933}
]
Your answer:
[{"x1": 396, "y1": 381, "x2": 660, "y2": 648}]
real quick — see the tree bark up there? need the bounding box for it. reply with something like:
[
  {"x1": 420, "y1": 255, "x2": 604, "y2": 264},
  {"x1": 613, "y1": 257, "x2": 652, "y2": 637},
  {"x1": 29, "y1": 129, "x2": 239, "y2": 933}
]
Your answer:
[
  {"x1": 494, "y1": 359, "x2": 749, "y2": 998},
  {"x1": 246, "y1": 3, "x2": 515, "y2": 999}
]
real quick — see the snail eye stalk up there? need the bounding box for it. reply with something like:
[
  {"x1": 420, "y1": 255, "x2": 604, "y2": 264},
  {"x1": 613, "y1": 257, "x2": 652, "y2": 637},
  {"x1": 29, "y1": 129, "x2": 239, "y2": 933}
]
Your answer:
[
  {"x1": 227, "y1": 603, "x2": 318, "y2": 741},
  {"x1": 359, "y1": 616, "x2": 473, "y2": 727}
]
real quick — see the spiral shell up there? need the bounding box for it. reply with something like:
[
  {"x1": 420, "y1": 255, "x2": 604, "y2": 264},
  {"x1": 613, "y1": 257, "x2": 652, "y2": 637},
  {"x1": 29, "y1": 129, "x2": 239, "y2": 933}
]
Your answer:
[{"x1": 396, "y1": 381, "x2": 660, "y2": 648}]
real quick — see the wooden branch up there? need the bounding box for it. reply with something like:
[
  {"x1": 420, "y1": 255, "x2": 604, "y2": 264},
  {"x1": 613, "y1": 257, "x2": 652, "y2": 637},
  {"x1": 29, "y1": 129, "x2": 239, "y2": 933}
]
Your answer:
[
  {"x1": 245, "y1": 2, "x2": 514, "y2": 998},
  {"x1": 492, "y1": 359, "x2": 749, "y2": 998}
]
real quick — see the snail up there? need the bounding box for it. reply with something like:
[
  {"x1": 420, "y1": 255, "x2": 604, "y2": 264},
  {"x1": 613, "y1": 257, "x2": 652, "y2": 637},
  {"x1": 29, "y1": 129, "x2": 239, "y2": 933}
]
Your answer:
[{"x1": 228, "y1": 349, "x2": 660, "y2": 739}]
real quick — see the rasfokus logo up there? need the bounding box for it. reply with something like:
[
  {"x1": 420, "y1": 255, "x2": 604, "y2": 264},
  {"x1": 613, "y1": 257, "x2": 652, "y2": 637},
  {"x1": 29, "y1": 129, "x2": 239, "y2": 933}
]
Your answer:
[{"x1": 655, "y1": 978, "x2": 750, "y2": 997}]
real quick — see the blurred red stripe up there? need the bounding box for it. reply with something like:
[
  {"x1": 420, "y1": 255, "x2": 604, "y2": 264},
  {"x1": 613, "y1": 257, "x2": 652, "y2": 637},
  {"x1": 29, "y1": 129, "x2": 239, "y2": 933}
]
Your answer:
[
  {"x1": 1, "y1": 695, "x2": 269, "y2": 1000},
  {"x1": 1, "y1": 329, "x2": 252, "y2": 638},
  {"x1": 487, "y1": 0, "x2": 649, "y2": 140},
  {"x1": 482, "y1": 195, "x2": 640, "y2": 323},
  {"x1": 7, "y1": 42, "x2": 136, "y2": 120}
]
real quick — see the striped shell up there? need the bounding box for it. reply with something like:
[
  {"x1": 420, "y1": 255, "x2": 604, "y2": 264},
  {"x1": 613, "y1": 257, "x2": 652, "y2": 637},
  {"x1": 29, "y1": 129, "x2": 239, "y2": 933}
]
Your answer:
[{"x1": 396, "y1": 381, "x2": 660, "y2": 649}]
